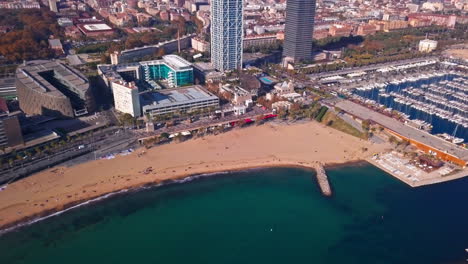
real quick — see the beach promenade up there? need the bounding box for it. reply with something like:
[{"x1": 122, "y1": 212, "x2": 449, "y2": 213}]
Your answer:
[{"x1": 0, "y1": 121, "x2": 386, "y2": 231}]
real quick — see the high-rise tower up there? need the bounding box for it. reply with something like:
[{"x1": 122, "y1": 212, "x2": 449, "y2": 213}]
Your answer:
[
  {"x1": 210, "y1": 0, "x2": 243, "y2": 72},
  {"x1": 283, "y1": 0, "x2": 316, "y2": 63}
]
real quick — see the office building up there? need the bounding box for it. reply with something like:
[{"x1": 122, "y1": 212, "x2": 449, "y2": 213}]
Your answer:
[
  {"x1": 283, "y1": 0, "x2": 316, "y2": 63},
  {"x1": 98, "y1": 55, "x2": 205, "y2": 117},
  {"x1": 210, "y1": 0, "x2": 243, "y2": 72},
  {"x1": 112, "y1": 81, "x2": 141, "y2": 117},
  {"x1": 99, "y1": 55, "x2": 194, "y2": 89},
  {"x1": 16, "y1": 60, "x2": 95, "y2": 118},
  {"x1": 140, "y1": 85, "x2": 219, "y2": 116}
]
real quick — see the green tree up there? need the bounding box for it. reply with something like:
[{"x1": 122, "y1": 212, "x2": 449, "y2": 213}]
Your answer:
[
  {"x1": 361, "y1": 120, "x2": 371, "y2": 131},
  {"x1": 34, "y1": 146, "x2": 42, "y2": 155}
]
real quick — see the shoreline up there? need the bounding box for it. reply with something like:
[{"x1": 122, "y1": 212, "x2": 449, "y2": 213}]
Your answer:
[
  {"x1": 0, "y1": 160, "x2": 368, "y2": 234},
  {"x1": 0, "y1": 122, "x2": 389, "y2": 233}
]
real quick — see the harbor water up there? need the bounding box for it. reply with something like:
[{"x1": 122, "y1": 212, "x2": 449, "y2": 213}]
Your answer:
[{"x1": 353, "y1": 74, "x2": 468, "y2": 141}]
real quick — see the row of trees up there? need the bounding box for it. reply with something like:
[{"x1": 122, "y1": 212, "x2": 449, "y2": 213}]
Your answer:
[
  {"x1": 297, "y1": 25, "x2": 466, "y2": 75},
  {"x1": 244, "y1": 42, "x2": 283, "y2": 54},
  {"x1": 111, "y1": 16, "x2": 198, "y2": 51},
  {"x1": 0, "y1": 126, "x2": 110, "y2": 169},
  {"x1": 0, "y1": 9, "x2": 63, "y2": 62}
]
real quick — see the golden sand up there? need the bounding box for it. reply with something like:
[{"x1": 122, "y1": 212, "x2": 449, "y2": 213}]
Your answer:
[{"x1": 0, "y1": 122, "x2": 388, "y2": 230}]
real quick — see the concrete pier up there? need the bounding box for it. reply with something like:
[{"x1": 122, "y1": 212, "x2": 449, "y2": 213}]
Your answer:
[{"x1": 315, "y1": 163, "x2": 332, "y2": 196}]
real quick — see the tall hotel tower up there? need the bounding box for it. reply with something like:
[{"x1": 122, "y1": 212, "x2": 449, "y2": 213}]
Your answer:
[
  {"x1": 210, "y1": 0, "x2": 243, "y2": 72},
  {"x1": 283, "y1": 0, "x2": 316, "y2": 63}
]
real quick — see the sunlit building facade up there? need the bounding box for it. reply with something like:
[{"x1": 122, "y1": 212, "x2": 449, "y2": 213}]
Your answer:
[{"x1": 210, "y1": 0, "x2": 243, "y2": 72}]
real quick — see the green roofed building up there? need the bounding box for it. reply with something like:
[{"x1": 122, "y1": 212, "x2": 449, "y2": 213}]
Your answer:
[
  {"x1": 98, "y1": 55, "x2": 193, "y2": 90},
  {"x1": 141, "y1": 55, "x2": 193, "y2": 88},
  {"x1": 97, "y1": 55, "x2": 201, "y2": 118}
]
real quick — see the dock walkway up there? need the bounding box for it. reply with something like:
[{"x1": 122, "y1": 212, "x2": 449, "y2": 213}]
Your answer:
[{"x1": 315, "y1": 163, "x2": 332, "y2": 196}]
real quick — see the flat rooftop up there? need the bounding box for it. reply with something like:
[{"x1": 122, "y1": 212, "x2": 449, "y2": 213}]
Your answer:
[
  {"x1": 335, "y1": 100, "x2": 468, "y2": 161},
  {"x1": 16, "y1": 60, "x2": 89, "y2": 97},
  {"x1": 162, "y1": 55, "x2": 192, "y2": 70},
  {"x1": 193, "y1": 62, "x2": 215, "y2": 72},
  {"x1": 83, "y1": 23, "x2": 112, "y2": 31},
  {"x1": 99, "y1": 55, "x2": 193, "y2": 84},
  {"x1": 140, "y1": 85, "x2": 218, "y2": 108}
]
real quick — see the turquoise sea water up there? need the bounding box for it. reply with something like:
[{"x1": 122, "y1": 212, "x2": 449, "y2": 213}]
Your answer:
[{"x1": 1, "y1": 164, "x2": 468, "y2": 264}]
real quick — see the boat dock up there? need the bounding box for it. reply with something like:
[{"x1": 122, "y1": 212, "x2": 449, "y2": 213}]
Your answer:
[{"x1": 315, "y1": 163, "x2": 332, "y2": 196}]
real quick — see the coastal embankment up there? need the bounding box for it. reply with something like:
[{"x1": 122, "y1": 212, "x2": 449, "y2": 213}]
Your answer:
[
  {"x1": 0, "y1": 122, "x2": 388, "y2": 231},
  {"x1": 314, "y1": 163, "x2": 332, "y2": 196}
]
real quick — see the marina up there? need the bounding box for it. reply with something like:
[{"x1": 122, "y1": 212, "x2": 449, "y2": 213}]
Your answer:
[{"x1": 350, "y1": 72, "x2": 468, "y2": 143}]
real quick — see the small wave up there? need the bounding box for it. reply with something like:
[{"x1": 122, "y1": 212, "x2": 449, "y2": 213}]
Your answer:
[
  {"x1": 0, "y1": 171, "x2": 235, "y2": 235},
  {"x1": 0, "y1": 188, "x2": 130, "y2": 236},
  {"x1": 174, "y1": 171, "x2": 231, "y2": 183}
]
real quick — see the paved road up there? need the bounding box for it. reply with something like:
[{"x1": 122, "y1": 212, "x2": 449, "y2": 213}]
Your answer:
[
  {"x1": 308, "y1": 56, "x2": 438, "y2": 79},
  {"x1": 0, "y1": 127, "x2": 136, "y2": 184},
  {"x1": 0, "y1": 107, "x2": 273, "y2": 184},
  {"x1": 136, "y1": 106, "x2": 271, "y2": 140},
  {"x1": 335, "y1": 100, "x2": 468, "y2": 161}
]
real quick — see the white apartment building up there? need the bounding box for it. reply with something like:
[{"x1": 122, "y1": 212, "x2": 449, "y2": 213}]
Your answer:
[{"x1": 112, "y1": 81, "x2": 141, "y2": 117}]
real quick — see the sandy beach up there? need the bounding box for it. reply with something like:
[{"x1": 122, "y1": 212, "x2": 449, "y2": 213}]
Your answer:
[{"x1": 0, "y1": 121, "x2": 389, "y2": 231}]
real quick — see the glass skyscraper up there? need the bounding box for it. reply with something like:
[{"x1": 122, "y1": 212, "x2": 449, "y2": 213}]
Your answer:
[
  {"x1": 283, "y1": 0, "x2": 316, "y2": 63},
  {"x1": 210, "y1": 0, "x2": 243, "y2": 72}
]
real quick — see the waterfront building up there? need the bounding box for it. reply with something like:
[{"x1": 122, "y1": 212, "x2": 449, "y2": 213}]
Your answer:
[
  {"x1": 100, "y1": 55, "x2": 194, "y2": 89},
  {"x1": 140, "y1": 85, "x2": 219, "y2": 117},
  {"x1": 220, "y1": 84, "x2": 253, "y2": 106},
  {"x1": 140, "y1": 55, "x2": 193, "y2": 88},
  {"x1": 283, "y1": 0, "x2": 316, "y2": 63},
  {"x1": 99, "y1": 55, "x2": 202, "y2": 117},
  {"x1": 112, "y1": 81, "x2": 141, "y2": 118},
  {"x1": 272, "y1": 101, "x2": 292, "y2": 111},
  {"x1": 16, "y1": 60, "x2": 95, "y2": 118},
  {"x1": 210, "y1": 0, "x2": 243, "y2": 72}
]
